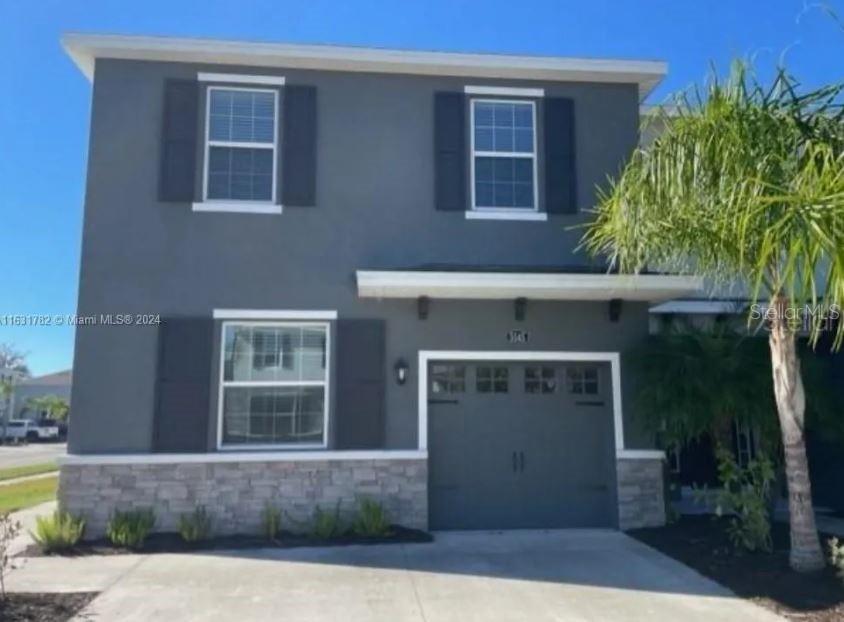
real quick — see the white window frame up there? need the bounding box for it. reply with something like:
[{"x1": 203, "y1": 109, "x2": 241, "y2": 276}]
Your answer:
[
  {"x1": 199, "y1": 85, "x2": 280, "y2": 212},
  {"x1": 217, "y1": 320, "x2": 331, "y2": 451},
  {"x1": 469, "y1": 98, "x2": 540, "y2": 217}
]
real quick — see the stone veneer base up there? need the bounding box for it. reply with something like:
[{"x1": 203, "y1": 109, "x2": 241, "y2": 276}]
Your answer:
[
  {"x1": 616, "y1": 457, "x2": 666, "y2": 530},
  {"x1": 59, "y1": 457, "x2": 428, "y2": 538}
]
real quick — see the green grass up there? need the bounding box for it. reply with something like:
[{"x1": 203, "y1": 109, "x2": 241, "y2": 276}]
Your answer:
[
  {"x1": 0, "y1": 475, "x2": 57, "y2": 513},
  {"x1": 0, "y1": 462, "x2": 57, "y2": 482}
]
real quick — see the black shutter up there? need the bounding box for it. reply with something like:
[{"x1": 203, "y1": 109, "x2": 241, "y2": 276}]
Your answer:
[
  {"x1": 282, "y1": 85, "x2": 317, "y2": 206},
  {"x1": 434, "y1": 92, "x2": 466, "y2": 211},
  {"x1": 153, "y1": 317, "x2": 213, "y2": 452},
  {"x1": 544, "y1": 97, "x2": 577, "y2": 214},
  {"x1": 335, "y1": 319, "x2": 386, "y2": 449},
  {"x1": 159, "y1": 79, "x2": 198, "y2": 202}
]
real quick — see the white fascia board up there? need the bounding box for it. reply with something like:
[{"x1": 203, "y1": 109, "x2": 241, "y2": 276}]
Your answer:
[
  {"x1": 197, "y1": 72, "x2": 285, "y2": 85},
  {"x1": 212, "y1": 309, "x2": 338, "y2": 320},
  {"x1": 650, "y1": 299, "x2": 748, "y2": 314},
  {"x1": 61, "y1": 33, "x2": 666, "y2": 98},
  {"x1": 356, "y1": 271, "x2": 703, "y2": 303},
  {"x1": 59, "y1": 449, "x2": 427, "y2": 466}
]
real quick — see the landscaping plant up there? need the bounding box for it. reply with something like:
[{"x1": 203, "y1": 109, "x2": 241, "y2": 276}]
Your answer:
[
  {"x1": 106, "y1": 508, "x2": 156, "y2": 550},
  {"x1": 583, "y1": 62, "x2": 844, "y2": 571},
  {"x1": 261, "y1": 503, "x2": 282, "y2": 541},
  {"x1": 352, "y1": 498, "x2": 391, "y2": 538},
  {"x1": 712, "y1": 447, "x2": 776, "y2": 553},
  {"x1": 178, "y1": 506, "x2": 213, "y2": 543},
  {"x1": 829, "y1": 537, "x2": 844, "y2": 584},
  {"x1": 0, "y1": 512, "x2": 21, "y2": 598},
  {"x1": 310, "y1": 502, "x2": 342, "y2": 540},
  {"x1": 31, "y1": 510, "x2": 85, "y2": 553}
]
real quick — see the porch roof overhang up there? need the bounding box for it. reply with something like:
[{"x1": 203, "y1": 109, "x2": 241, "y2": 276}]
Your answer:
[{"x1": 356, "y1": 270, "x2": 703, "y2": 302}]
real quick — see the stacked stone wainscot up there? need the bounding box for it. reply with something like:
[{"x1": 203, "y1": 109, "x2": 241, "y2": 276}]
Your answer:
[
  {"x1": 59, "y1": 454, "x2": 428, "y2": 538},
  {"x1": 616, "y1": 456, "x2": 666, "y2": 530}
]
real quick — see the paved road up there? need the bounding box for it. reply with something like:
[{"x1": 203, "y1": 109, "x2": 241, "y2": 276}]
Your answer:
[
  {"x1": 0, "y1": 442, "x2": 66, "y2": 468},
  {"x1": 10, "y1": 530, "x2": 784, "y2": 621}
]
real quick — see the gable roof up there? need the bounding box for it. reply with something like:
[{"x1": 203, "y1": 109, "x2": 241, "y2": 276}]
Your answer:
[
  {"x1": 19, "y1": 370, "x2": 72, "y2": 387},
  {"x1": 61, "y1": 33, "x2": 667, "y2": 100}
]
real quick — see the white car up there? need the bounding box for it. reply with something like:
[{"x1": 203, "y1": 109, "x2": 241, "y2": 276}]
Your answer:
[{"x1": 3, "y1": 419, "x2": 59, "y2": 442}]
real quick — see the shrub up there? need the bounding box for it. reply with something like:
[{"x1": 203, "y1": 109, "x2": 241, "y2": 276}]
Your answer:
[
  {"x1": 261, "y1": 504, "x2": 282, "y2": 541},
  {"x1": 713, "y1": 446, "x2": 775, "y2": 553},
  {"x1": 178, "y1": 506, "x2": 212, "y2": 543},
  {"x1": 106, "y1": 508, "x2": 156, "y2": 550},
  {"x1": 0, "y1": 512, "x2": 21, "y2": 598},
  {"x1": 352, "y1": 498, "x2": 391, "y2": 538},
  {"x1": 310, "y1": 502, "x2": 342, "y2": 540},
  {"x1": 829, "y1": 537, "x2": 844, "y2": 584},
  {"x1": 31, "y1": 510, "x2": 85, "y2": 553}
]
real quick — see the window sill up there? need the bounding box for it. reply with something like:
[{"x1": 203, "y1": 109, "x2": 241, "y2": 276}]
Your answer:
[
  {"x1": 465, "y1": 210, "x2": 548, "y2": 222},
  {"x1": 192, "y1": 201, "x2": 282, "y2": 214}
]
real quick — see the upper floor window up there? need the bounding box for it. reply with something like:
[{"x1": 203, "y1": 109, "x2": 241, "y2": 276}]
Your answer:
[
  {"x1": 470, "y1": 100, "x2": 537, "y2": 212},
  {"x1": 204, "y1": 87, "x2": 278, "y2": 203}
]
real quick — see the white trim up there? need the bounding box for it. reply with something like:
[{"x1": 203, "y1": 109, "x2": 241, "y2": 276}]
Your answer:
[
  {"x1": 470, "y1": 99, "x2": 539, "y2": 214},
  {"x1": 465, "y1": 210, "x2": 548, "y2": 221},
  {"x1": 418, "y1": 350, "x2": 636, "y2": 456},
  {"x1": 216, "y1": 321, "x2": 331, "y2": 451},
  {"x1": 464, "y1": 85, "x2": 544, "y2": 97},
  {"x1": 192, "y1": 202, "x2": 282, "y2": 214},
  {"x1": 357, "y1": 271, "x2": 703, "y2": 302},
  {"x1": 649, "y1": 299, "x2": 747, "y2": 315},
  {"x1": 201, "y1": 85, "x2": 279, "y2": 207},
  {"x1": 59, "y1": 449, "x2": 427, "y2": 466},
  {"x1": 61, "y1": 34, "x2": 666, "y2": 99},
  {"x1": 198, "y1": 72, "x2": 285, "y2": 86},
  {"x1": 616, "y1": 449, "x2": 665, "y2": 460},
  {"x1": 212, "y1": 309, "x2": 338, "y2": 320}
]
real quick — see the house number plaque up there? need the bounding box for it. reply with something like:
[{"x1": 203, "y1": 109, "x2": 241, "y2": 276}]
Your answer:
[{"x1": 506, "y1": 329, "x2": 530, "y2": 343}]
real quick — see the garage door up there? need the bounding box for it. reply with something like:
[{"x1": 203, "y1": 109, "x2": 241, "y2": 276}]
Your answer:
[{"x1": 428, "y1": 360, "x2": 615, "y2": 530}]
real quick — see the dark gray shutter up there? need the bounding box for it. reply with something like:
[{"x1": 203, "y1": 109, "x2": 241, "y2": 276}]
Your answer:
[
  {"x1": 434, "y1": 92, "x2": 466, "y2": 211},
  {"x1": 335, "y1": 319, "x2": 386, "y2": 449},
  {"x1": 282, "y1": 85, "x2": 317, "y2": 206},
  {"x1": 544, "y1": 98, "x2": 577, "y2": 214},
  {"x1": 159, "y1": 79, "x2": 198, "y2": 202},
  {"x1": 153, "y1": 317, "x2": 213, "y2": 452}
]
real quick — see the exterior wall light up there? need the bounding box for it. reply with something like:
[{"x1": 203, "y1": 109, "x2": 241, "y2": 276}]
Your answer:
[{"x1": 394, "y1": 358, "x2": 409, "y2": 385}]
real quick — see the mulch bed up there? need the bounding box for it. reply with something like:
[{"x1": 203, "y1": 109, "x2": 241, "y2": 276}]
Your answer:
[
  {"x1": 0, "y1": 592, "x2": 97, "y2": 622},
  {"x1": 629, "y1": 515, "x2": 844, "y2": 622},
  {"x1": 22, "y1": 524, "x2": 432, "y2": 557}
]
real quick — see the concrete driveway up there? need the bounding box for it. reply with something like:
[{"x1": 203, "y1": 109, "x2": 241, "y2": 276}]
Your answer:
[
  {"x1": 0, "y1": 442, "x2": 65, "y2": 468},
  {"x1": 37, "y1": 530, "x2": 783, "y2": 622}
]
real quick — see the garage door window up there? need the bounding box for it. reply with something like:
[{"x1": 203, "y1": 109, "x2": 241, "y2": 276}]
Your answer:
[
  {"x1": 566, "y1": 365, "x2": 599, "y2": 395},
  {"x1": 525, "y1": 366, "x2": 556, "y2": 394},
  {"x1": 476, "y1": 366, "x2": 508, "y2": 393},
  {"x1": 431, "y1": 364, "x2": 466, "y2": 394}
]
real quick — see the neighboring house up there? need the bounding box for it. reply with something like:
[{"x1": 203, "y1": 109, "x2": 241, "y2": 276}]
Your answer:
[
  {"x1": 12, "y1": 369, "x2": 72, "y2": 420},
  {"x1": 0, "y1": 367, "x2": 25, "y2": 427},
  {"x1": 59, "y1": 33, "x2": 702, "y2": 537}
]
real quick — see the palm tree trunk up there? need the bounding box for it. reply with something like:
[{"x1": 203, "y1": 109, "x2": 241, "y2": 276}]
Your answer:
[{"x1": 769, "y1": 297, "x2": 824, "y2": 572}]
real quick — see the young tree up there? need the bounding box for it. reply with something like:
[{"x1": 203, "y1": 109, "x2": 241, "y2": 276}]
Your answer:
[
  {"x1": 0, "y1": 344, "x2": 29, "y2": 377},
  {"x1": 583, "y1": 64, "x2": 844, "y2": 572}
]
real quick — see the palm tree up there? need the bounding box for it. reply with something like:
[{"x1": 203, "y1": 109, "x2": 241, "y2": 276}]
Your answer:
[
  {"x1": 583, "y1": 64, "x2": 844, "y2": 572},
  {"x1": 26, "y1": 395, "x2": 69, "y2": 422}
]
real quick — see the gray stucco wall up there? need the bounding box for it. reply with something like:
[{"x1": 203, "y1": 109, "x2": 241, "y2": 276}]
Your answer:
[{"x1": 70, "y1": 58, "x2": 644, "y2": 453}]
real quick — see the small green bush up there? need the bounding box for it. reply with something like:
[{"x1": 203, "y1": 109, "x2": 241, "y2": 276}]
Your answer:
[
  {"x1": 310, "y1": 502, "x2": 342, "y2": 540},
  {"x1": 713, "y1": 447, "x2": 775, "y2": 553},
  {"x1": 178, "y1": 506, "x2": 212, "y2": 543},
  {"x1": 352, "y1": 498, "x2": 391, "y2": 538},
  {"x1": 106, "y1": 508, "x2": 156, "y2": 549},
  {"x1": 829, "y1": 537, "x2": 844, "y2": 584},
  {"x1": 261, "y1": 504, "x2": 282, "y2": 540},
  {"x1": 31, "y1": 510, "x2": 85, "y2": 553}
]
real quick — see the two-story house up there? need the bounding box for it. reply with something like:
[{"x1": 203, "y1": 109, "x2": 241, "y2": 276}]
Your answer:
[{"x1": 60, "y1": 33, "x2": 701, "y2": 536}]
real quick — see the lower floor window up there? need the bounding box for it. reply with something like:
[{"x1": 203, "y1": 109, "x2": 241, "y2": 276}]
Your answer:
[{"x1": 220, "y1": 322, "x2": 329, "y2": 446}]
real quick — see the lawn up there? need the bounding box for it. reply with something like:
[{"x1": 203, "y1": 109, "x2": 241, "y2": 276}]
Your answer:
[
  {"x1": 0, "y1": 461, "x2": 57, "y2": 482},
  {"x1": 0, "y1": 475, "x2": 57, "y2": 513}
]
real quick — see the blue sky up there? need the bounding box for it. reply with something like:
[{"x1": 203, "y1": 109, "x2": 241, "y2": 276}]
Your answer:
[{"x1": 1, "y1": 0, "x2": 843, "y2": 376}]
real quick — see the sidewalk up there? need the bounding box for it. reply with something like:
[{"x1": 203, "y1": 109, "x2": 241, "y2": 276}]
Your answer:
[{"x1": 7, "y1": 499, "x2": 56, "y2": 556}]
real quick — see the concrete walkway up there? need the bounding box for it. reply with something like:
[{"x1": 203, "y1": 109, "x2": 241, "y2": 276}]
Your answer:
[
  {"x1": 7, "y1": 500, "x2": 56, "y2": 556},
  {"x1": 6, "y1": 530, "x2": 784, "y2": 622}
]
